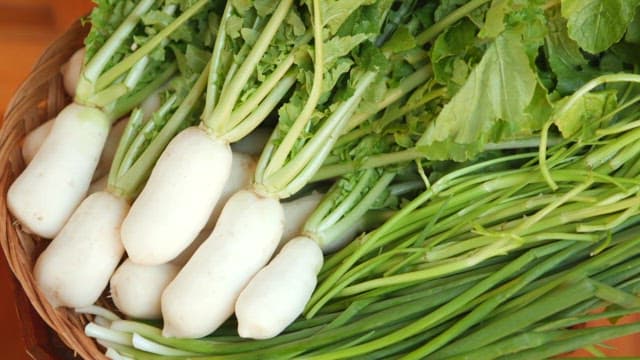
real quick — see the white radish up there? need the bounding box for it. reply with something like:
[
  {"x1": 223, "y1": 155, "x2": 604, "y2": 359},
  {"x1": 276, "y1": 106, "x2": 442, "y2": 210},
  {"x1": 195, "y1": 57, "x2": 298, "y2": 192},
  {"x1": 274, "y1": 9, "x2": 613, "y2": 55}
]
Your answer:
[
  {"x1": 110, "y1": 152, "x2": 255, "y2": 319},
  {"x1": 203, "y1": 152, "x2": 255, "y2": 229},
  {"x1": 22, "y1": 117, "x2": 126, "y2": 182},
  {"x1": 161, "y1": 190, "x2": 284, "y2": 338},
  {"x1": 110, "y1": 260, "x2": 180, "y2": 319},
  {"x1": 21, "y1": 119, "x2": 53, "y2": 164},
  {"x1": 61, "y1": 47, "x2": 85, "y2": 98},
  {"x1": 33, "y1": 191, "x2": 128, "y2": 308},
  {"x1": 8, "y1": 103, "x2": 110, "y2": 238},
  {"x1": 236, "y1": 236, "x2": 323, "y2": 339},
  {"x1": 280, "y1": 192, "x2": 324, "y2": 247},
  {"x1": 122, "y1": 126, "x2": 232, "y2": 265}
]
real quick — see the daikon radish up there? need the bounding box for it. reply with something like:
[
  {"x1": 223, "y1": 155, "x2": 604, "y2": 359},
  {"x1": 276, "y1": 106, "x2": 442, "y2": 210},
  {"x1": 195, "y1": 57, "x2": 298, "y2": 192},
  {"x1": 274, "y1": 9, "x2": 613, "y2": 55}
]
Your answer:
[
  {"x1": 21, "y1": 119, "x2": 53, "y2": 164},
  {"x1": 161, "y1": 190, "x2": 284, "y2": 338},
  {"x1": 61, "y1": 47, "x2": 85, "y2": 98},
  {"x1": 33, "y1": 191, "x2": 128, "y2": 308},
  {"x1": 236, "y1": 236, "x2": 323, "y2": 339},
  {"x1": 8, "y1": 104, "x2": 110, "y2": 238},
  {"x1": 110, "y1": 260, "x2": 180, "y2": 319},
  {"x1": 122, "y1": 127, "x2": 232, "y2": 265},
  {"x1": 111, "y1": 152, "x2": 254, "y2": 319}
]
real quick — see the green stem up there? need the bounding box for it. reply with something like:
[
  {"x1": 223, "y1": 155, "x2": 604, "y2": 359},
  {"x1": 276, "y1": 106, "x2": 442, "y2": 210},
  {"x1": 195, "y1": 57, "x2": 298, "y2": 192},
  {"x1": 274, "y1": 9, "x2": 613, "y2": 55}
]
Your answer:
[
  {"x1": 415, "y1": 0, "x2": 492, "y2": 45},
  {"x1": 95, "y1": 0, "x2": 210, "y2": 91},
  {"x1": 223, "y1": 73, "x2": 297, "y2": 142},
  {"x1": 202, "y1": 2, "x2": 233, "y2": 120},
  {"x1": 76, "y1": 0, "x2": 156, "y2": 102},
  {"x1": 204, "y1": 0, "x2": 294, "y2": 132},
  {"x1": 262, "y1": 0, "x2": 325, "y2": 178},
  {"x1": 112, "y1": 63, "x2": 209, "y2": 199}
]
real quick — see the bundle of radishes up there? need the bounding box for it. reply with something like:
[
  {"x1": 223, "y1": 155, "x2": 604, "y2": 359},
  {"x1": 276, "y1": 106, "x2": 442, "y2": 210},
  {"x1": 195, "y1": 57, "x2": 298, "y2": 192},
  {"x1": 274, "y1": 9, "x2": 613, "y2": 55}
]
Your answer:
[{"x1": 8, "y1": 0, "x2": 640, "y2": 358}]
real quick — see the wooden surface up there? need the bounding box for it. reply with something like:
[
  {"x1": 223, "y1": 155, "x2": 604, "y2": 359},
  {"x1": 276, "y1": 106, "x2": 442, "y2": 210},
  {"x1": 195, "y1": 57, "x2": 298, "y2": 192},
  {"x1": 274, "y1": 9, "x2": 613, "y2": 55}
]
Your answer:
[{"x1": 0, "y1": 1, "x2": 639, "y2": 359}]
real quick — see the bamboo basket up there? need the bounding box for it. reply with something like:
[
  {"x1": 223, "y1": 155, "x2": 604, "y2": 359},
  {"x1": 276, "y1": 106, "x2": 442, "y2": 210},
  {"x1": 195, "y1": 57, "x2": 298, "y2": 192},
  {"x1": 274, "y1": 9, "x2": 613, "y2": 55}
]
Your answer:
[{"x1": 0, "y1": 19, "x2": 110, "y2": 360}]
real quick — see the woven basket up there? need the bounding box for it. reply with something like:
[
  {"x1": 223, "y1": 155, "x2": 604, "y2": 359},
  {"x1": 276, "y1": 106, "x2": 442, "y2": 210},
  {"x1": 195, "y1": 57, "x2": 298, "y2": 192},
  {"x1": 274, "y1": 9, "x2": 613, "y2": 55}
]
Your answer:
[{"x1": 0, "y1": 19, "x2": 111, "y2": 360}]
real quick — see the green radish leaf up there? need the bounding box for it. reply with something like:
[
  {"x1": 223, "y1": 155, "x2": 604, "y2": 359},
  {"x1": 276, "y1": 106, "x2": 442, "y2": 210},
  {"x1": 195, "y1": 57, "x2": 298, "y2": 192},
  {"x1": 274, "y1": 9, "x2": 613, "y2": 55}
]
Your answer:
[
  {"x1": 417, "y1": 31, "x2": 537, "y2": 161},
  {"x1": 545, "y1": 11, "x2": 600, "y2": 95},
  {"x1": 553, "y1": 90, "x2": 618, "y2": 140},
  {"x1": 561, "y1": 0, "x2": 640, "y2": 54}
]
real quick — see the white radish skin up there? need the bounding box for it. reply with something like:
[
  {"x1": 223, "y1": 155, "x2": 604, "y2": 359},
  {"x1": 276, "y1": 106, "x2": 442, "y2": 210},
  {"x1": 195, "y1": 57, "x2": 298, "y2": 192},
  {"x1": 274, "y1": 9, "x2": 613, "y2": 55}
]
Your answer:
[
  {"x1": 61, "y1": 47, "x2": 85, "y2": 98},
  {"x1": 203, "y1": 152, "x2": 255, "y2": 230},
  {"x1": 110, "y1": 153, "x2": 254, "y2": 319},
  {"x1": 21, "y1": 119, "x2": 54, "y2": 164},
  {"x1": 236, "y1": 236, "x2": 323, "y2": 339},
  {"x1": 33, "y1": 191, "x2": 128, "y2": 308},
  {"x1": 22, "y1": 116, "x2": 125, "y2": 182},
  {"x1": 8, "y1": 103, "x2": 110, "y2": 238},
  {"x1": 122, "y1": 126, "x2": 232, "y2": 265},
  {"x1": 280, "y1": 192, "x2": 324, "y2": 248},
  {"x1": 161, "y1": 190, "x2": 284, "y2": 338},
  {"x1": 230, "y1": 127, "x2": 272, "y2": 156},
  {"x1": 94, "y1": 117, "x2": 128, "y2": 180},
  {"x1": 110, "y1": 260, "x2": 180, "y2": 319}
]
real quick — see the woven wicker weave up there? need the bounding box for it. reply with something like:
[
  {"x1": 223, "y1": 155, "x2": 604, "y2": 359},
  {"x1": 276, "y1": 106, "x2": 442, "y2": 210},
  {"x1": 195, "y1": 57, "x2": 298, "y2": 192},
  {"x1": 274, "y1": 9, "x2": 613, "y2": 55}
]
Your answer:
[{"x1": 0, "y1": 19, "x2": 110, "y2": 360}]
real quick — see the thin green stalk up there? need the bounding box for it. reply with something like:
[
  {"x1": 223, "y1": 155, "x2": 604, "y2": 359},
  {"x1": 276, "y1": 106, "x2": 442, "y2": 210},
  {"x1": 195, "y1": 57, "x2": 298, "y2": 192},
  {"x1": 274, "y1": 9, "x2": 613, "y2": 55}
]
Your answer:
[
  {"x1": 264, "y1": 72, "x2": 378, "y2": 197},
  {"x1": 312, "y1": 148, "x2": 423, "y2": 181},
  {"x1": 223, "y1": 73, "x2": 297, "y2": 142},
  {"x1": 343, "y1": 65, "x2": 434, "y2": 132},
  {"x1": 107, "y1": 63, "x2": 177, "y2": 119},
  {"x1": 261, "y1": 0, "x2": 325, "y2": 177},
  {"x1": 499, "y1": 323, "x2": 640, "y2": 360},
  {"x1": 404, "y1": 241, "x2": 585, "y2": 359},
  {"x1": 202, "y1": 2, "x2": 233, "y2": 119},
  {"x1": 415, "y1": 0, "x2": 492, "y2": 45},
  {"x1": 204, "y1": 0, "x2": 294, "y2": 132},
  {"x1": 111, "y1": 63, "x2": 209, "y2": 198},
  {"x1": 76, "y1": 0, "x2": 156, "y2": 102},
  {"x1": 95, "y1": 0, "x2": 210, "y2": 91},
  {"x1": 305, "y1": 240, "x2": 572, "y2": 360}
]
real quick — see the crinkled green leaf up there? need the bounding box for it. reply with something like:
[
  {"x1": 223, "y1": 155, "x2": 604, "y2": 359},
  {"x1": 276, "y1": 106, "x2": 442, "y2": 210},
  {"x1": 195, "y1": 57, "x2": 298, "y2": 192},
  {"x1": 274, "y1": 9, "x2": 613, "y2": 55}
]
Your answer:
[
  {"x1": 479, "y1": 0, "x2": 510, "y2": 39},
  {"x1": 553, "y1": 90, "x2": 618, "y2": 140},
  {"x1": 380, "y1": 26, "x2": 416, "y2": 54},
  {"x1": 545, "y1": 12, "x2": 600, "y2": 95},
  {"x1": 417, "y1": 31, "x2": 537, "y2": 161},
  {"x1": 431, "y1": 18, "x2": 480, "y2": 93},
  {"x1": 321, "y1": 0, "x2": 378, "y2": 35},
  {"x1": 561, "y1": 0, "x2": 640, "y2": 54}
]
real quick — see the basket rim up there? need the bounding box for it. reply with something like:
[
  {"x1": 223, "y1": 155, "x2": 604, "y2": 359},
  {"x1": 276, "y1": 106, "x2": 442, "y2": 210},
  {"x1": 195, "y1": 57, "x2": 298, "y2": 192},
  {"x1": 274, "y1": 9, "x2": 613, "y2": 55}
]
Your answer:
[{"x1": 0, "y1": 18, "x2": 107, "y2": 360}]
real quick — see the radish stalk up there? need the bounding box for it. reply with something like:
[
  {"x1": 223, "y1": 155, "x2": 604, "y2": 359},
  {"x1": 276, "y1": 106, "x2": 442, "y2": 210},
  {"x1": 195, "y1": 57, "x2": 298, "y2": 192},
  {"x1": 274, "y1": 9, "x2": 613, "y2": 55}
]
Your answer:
[{"x1": 7, "y1": 0, "x2": 210, "y2": 237}]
